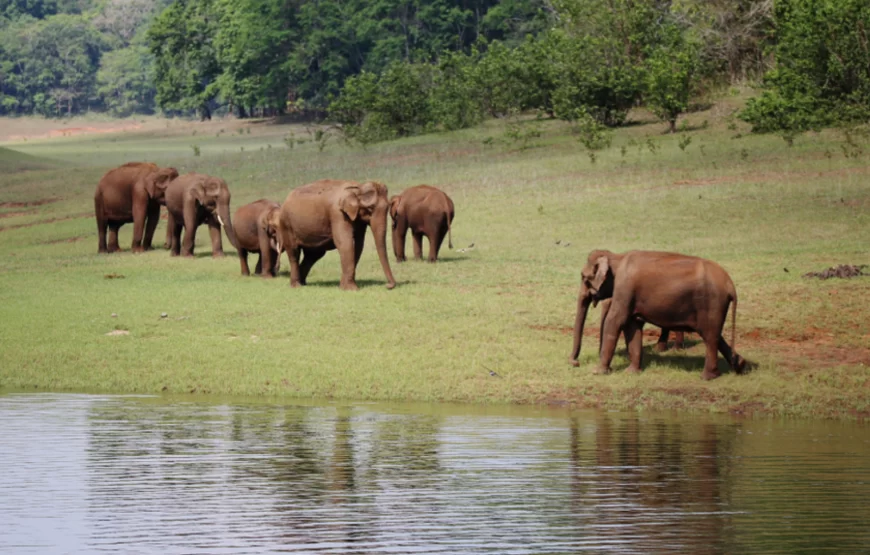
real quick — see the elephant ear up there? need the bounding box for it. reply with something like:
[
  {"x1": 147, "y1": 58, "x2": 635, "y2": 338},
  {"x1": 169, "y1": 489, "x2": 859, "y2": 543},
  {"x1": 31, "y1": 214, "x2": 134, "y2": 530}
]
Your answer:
[
  {"x1": 358, "y1": 181, "x2": 380, "y2": 212},
  {"x1": 145, "y1": 167, "x2": 178, "y2": 199},
  {"x1": 339, "y1": 188, "x2": 361, "y2": 221},
  {"x1": 590, "y1": 255, "x2": 611, "y2": 293},
  {"x1": 389, "y1": 195, "x2": 401, "y2": 221}
]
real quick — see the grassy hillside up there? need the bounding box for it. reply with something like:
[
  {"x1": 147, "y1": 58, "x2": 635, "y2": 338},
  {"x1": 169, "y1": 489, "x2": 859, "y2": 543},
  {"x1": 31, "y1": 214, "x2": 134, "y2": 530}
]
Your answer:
[{"x1": 1, "y1": 99, "x2": 868, "y2": 419}]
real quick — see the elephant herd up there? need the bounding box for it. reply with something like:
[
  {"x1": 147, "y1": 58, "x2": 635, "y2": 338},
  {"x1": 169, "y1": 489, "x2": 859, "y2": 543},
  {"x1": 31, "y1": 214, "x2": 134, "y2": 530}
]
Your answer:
[{"x1": 94, "y1": 162, "x2": 745, "y2": 380}]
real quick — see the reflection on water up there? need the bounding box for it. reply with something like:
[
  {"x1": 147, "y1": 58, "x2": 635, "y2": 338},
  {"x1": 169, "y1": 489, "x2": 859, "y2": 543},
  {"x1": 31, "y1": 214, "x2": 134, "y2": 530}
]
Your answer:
[{"x1": 1, "y1": 394, "x2": 869, "y2": 554}]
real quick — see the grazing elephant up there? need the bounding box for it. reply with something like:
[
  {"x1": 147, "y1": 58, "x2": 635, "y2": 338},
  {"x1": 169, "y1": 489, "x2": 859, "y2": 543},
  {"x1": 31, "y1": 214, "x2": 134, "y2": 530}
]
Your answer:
[
  {"x1": 93, "y1": 162, "x2": 178, "y2": 253},
  {"x1": 233, "y1": 199, "x2": 283, "y2": 277},
  {"x1": 277, "y1": 179, "x2": 396, "y2": 291},
  {"x1": 389, "y1": 185, "x2": 454, "y2": 262},
  {"x1": 598, "y1": 299, "x2": 686, "y2": 353},
  {"x1": 570, "y1": 249, "x2": 746, "y2": 380},
  {"x1": 164, "y1": 173, "x2": 239, "y2": 257}
]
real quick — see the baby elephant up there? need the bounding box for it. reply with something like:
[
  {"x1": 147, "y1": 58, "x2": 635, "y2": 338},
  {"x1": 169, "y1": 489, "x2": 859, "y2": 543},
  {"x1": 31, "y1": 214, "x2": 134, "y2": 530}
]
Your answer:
[
  {"x1": 389, "y1": 185, "x2": 454, "y2": 262},
  {"x1": 233, "y1": 199, "x2": 282, "y2": 277}
]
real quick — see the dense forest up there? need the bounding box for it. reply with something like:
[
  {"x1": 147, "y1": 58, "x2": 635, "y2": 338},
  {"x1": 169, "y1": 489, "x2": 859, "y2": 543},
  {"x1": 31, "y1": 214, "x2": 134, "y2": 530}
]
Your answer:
[{"x1": 0, "y1": 0, "x2": 868, "y2": 137}]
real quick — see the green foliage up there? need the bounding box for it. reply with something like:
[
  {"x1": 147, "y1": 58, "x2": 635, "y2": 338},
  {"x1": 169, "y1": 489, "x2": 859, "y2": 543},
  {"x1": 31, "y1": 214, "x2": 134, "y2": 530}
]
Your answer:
[
  {"x1": 740, "y1": 0, "x2": 870, "y2": 133},
  {"x1": 96, "y1": 43, "x2": 156, "y2": 116},
  {"x1": 147, "y1": 0, "x2": 220, "y2": 120},
  {"x1": 645, "y1": 27, "x2": 701, "y2": 133}
]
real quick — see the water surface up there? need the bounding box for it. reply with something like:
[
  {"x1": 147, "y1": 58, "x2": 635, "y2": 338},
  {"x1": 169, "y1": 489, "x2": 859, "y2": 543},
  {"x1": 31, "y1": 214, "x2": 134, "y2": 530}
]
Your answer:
[{"x1": 1, "y1": 393, "x2": 869, "y2": 553}]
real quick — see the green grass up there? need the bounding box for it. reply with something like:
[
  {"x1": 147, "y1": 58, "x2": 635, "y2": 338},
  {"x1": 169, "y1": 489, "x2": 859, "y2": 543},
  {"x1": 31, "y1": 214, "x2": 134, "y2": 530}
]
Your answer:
[{"x1": 1, "y1": 102, "x2": 869, "y2": 419}]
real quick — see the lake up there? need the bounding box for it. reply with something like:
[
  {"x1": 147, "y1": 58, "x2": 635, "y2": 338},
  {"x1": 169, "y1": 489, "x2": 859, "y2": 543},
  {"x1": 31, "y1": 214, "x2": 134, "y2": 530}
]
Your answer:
[{"x1": 1, "y1": 393, "x2": 868, "y2": 553}]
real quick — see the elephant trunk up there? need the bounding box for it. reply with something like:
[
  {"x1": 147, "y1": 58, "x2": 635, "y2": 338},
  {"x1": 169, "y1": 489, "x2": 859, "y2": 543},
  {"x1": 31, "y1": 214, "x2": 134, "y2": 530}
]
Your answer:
[
  {"x1": 372, "y1": 210, "x2": 396, "y2": 289},
  {"x1": 570, "y1": 288, "x2": 592, "y2": 367},
  {"x1": 217, "y1": 203, "x2": 239, "y2": 251}
]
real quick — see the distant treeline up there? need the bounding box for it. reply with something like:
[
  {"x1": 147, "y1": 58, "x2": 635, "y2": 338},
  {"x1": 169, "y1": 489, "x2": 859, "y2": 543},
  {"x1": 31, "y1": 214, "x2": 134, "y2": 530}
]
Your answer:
[{"x1": 0, "y1": 0, "x2": 868, "y2": 136}]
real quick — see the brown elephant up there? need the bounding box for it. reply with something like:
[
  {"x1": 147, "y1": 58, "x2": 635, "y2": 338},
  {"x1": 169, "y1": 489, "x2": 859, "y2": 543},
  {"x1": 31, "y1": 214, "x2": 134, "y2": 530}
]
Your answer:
[
  {"x1": 598, "y1": 299, "x2": 686, "y2": 353},
  {"x1": 233, "y1": 199, "x2": 282, "y2": 277},
  {"x1": 164, "y1": 173, "x2": 239, "y2": 257},
  {"x1": 389, "y1": 185, "x2": 454, "y2": 262},
  {"x1": 570, "y1": 249, "x2": 746, "y2": 380},
  {"x1": 93, "y1": 162, "x2": 178, "y2": 253},
  {"x1": 277, "y1": 179, "x2": 396, "y2": 291}
]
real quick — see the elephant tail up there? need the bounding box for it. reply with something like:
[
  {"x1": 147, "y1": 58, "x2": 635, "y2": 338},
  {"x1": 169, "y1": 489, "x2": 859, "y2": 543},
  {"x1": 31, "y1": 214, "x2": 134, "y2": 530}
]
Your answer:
[
  {"x1": 447, "y1": 213, "x2": 453, "y2": 250},
  {"x1": 730, "y1": 294, "x2": 738, "y2": 368}
]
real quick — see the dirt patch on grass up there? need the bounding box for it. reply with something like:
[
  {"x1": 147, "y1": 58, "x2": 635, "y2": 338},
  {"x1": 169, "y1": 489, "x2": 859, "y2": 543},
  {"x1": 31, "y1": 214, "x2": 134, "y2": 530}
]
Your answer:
[
  {"x1": 0, "y1": 198, "x2": 60, "y2": 209},
  {"x1": 5, "y1": 124, "x2": 142, "y2": 141},
  {"x1": 802, "y1": 264, "x2": 867, "y2": 279},
  {"x1": 0, "y1": 212, "x2": 90, "y2": 232},
  {"x1": 42, "y1": 235, "x2": 88, "y2": 244},
  {"x1": 663, "y1": 165, "x2": 870, "y2": 190}
]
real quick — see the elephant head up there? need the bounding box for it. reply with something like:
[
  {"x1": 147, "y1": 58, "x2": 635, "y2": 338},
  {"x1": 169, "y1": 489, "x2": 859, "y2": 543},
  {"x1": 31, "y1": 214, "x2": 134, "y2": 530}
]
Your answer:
[
  {"x1": 338, "y1": 181, "x2": 396, "y2": 289},
  {"x1": 191, "y1": 176, "x2": 239, "y2": 251},
  {"x1": 144, "y1": 167, "x2": 178, "y2": 204},
  {"x1": 262, "y1": 206, "x2": 283, "y2": 272},
  {"x1": 570, "y1": 249, "x2": 619, "y2": 367}
]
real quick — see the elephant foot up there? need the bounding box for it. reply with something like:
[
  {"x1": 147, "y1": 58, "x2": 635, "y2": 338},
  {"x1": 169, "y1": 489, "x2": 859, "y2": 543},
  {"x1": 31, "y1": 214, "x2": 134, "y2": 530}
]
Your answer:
[
  {"x1": 132, "y1": 246, "x2": 144, "y2": 254},
  {"x1": 290, "y1": 281, "x2": 303, "y2": 288},
  {"x1": 625, "y1": 366, "x2": 643, "y2": 375},
  {"x1": 593, "y1": 365, "x2": 612, "y2": 376},
  {"x1": 261, "y1": 274, "x2": 273, "y2": 280},
  {"x1": 163, "y1": 242, "x2": 170, "y2": 250},
  {"x1": 339, "y1": 282, "x2": 359, "y2": 291},
  {"x1": 570, "y1": 359, "x2": 580, "y2": 367},
  {"x1": 733, "y1": 355, "x2": 748, "y2": 374},
  {"x1": 212, "y1": 252, "x2": 225, "y2": 258},
  {"x1": 701, "y1": 369, "x2": 721, "y2": 381},
  {"x1": 654, "y1": 342, "x2": 668, "y2": 353},
  {"x1": 385, "y1": 281, "x2": 396, "y2": 290},
  {"x1": 98, "y1": 248, "x2": 108, "y2": 254},
  {"x1": 182, "y1": 253, "x2": 194, "y2": 259}
]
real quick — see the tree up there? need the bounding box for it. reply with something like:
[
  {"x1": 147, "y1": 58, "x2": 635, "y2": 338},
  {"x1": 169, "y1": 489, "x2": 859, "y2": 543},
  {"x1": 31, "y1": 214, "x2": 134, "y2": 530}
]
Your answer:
[
  {"x1": 740, "y1": 0, "x2": 870, "y2": 132},
  {"x1": 645, "y1": 27, "x2": 700, "y2": 132},
  {"x1": 148, "y1": 0, "x2": 220, "y2": 119},
  {"x1": 97, "y1": 41, "x2": 156, "y2": 116}
]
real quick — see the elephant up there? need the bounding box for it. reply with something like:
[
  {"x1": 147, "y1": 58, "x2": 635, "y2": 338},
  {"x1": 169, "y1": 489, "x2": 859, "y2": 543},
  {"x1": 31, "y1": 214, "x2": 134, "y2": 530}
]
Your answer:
[
  {"x1": 93, "y1": 162, "x2": 179, "y2": 253},
  {"x1": 598, "y1": 299, "x2": 686, "y2": 353},
  {"x1": 389, "y1": 185, "x2": 454, "y2": 262},
  {"x1": 233, "y1": 199, "x2": 283, "y2": 277},
  {"x1": 164, "y1": 172, "x2": 239, "y2": 257},
  {"x1": 570, "y1": 249, "x2": 746, "y2": 380},
  {"x1": 277, "y1": 179, "x2": 396, "y2": 291}
]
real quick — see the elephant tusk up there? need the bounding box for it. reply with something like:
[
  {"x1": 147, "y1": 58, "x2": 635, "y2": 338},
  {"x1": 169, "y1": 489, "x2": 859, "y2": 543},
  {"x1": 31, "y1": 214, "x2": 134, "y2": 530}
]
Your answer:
[{"x1": 217, "y1": 214, "x2": 225, "y2": 227}]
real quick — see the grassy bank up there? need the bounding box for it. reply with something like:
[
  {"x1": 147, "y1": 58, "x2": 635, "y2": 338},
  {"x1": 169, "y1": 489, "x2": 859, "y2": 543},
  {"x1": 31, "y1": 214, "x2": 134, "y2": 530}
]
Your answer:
[{"x1": 1, "y1": 99, "x2": 869, "y2": 419}]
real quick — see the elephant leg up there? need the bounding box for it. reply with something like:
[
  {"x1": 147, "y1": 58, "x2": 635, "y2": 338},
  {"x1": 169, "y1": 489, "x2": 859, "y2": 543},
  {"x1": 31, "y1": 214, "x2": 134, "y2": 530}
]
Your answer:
[
  {"x1": 412, "y1": 231, "x2": 424, "y2": 260},
  {"x1": 299, "y1": 248, "x2": 326, "y2": 285},
  {"x1": 208, "y1": 223, "x2": 224, "y2": 257},
  {"x1": 107, "y1": 223, "x2": 122, "y2": 253},
  {"x1": 142, "y1": 203, "x2": 160, "y2": 250},
  {"x1": 432, "y1": 220, "x2": 448, "y2": 261},
  {"x1": 624, "y1": 319, "x2": 644, "y2": 374},
  {"x1": 288, "y1": 246, "x2": 303, "y2": 287},
  {"x1": 701, "y1": 333, "x2": 721, "y2": 381},
  {"x1": 717, "y1": 337, "x2": 746, "y2": 374},
  {"x1": 674, "y1": 331, "x2": 685, "y2": 350},
  {"x1": 394, "y1": 220, "x2": 408, "y2": 262},
  {"x1": 239, "y1": 249, "x2": 250, "y2": 276},
  {"x1": 169, "y1": 213, "x2": 182, "y2": 256},
  {"x1": 598, "y1": 299, "x2": 612, "y2": 356},
  {"x1": 96, "y1": 213, "x2": 108, "y2": 254},
  {"x1": 597, "y1": 301, "x2": 628, "y2": 375},
  {"x1": 131, "y1": 199, "x2": 148, "y2": 252},
  {"x1": 655, "y1": 328, "x2": 670, "y2": 352},
  {"x1": 163, "y1": 221, "x2": 172, "y2": 249},
  {"x1": 270, "y1": 248, "x2": 280, "y2": 276},
  {"x1": 181, "y1": 207, "x2": 198, "y2": 257},
  {"x1": 334, "y1": 227, "x2": 359, "y2": 290},
  {"x1": 425, "y1": 229, "x2": 439, "y2": 263},
  {"x1": 254, "y1": 254, "x2": 263, "y2": 275}
]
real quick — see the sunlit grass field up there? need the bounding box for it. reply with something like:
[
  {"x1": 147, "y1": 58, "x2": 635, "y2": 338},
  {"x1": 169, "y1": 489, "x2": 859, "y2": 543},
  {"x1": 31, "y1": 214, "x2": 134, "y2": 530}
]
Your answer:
[{"x1": 1, "y1": 95, "x2": 869, "y2": 419}]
